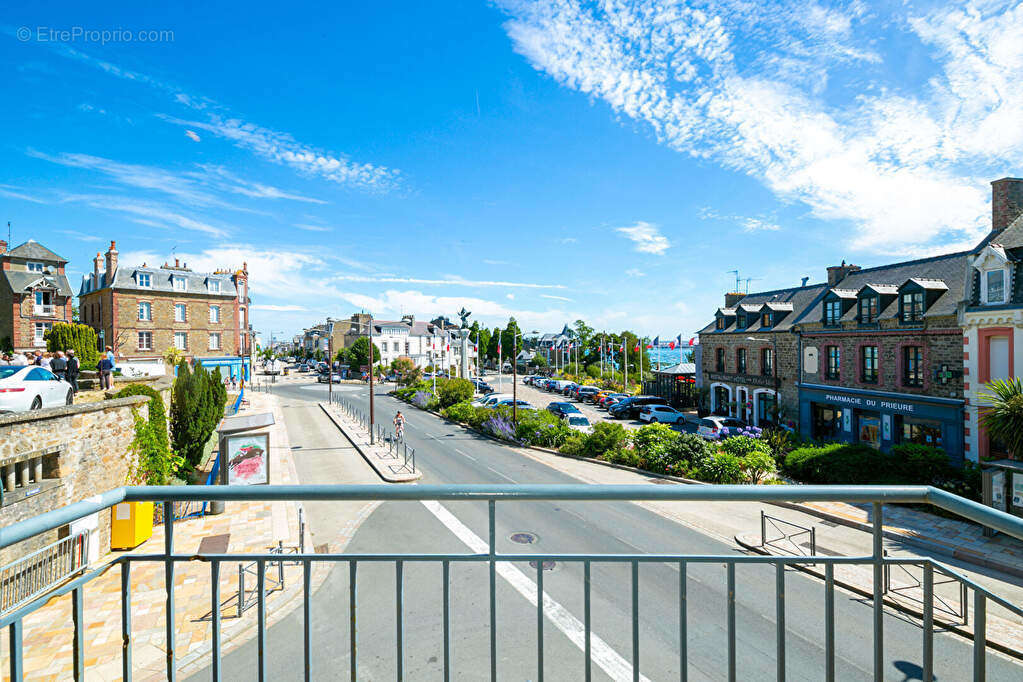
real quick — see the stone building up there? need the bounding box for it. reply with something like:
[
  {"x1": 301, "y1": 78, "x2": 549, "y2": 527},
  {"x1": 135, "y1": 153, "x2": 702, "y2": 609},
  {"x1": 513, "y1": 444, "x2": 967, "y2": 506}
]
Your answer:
[
  {"x1": 698, "y1": 283, "x2": 828, "y2": 428},
  {"x1": 0, "y1": 240, "x2": 75, "y2": 352},
  {"x1": 793, "y1": 253, "x2": 969, "y2": 463},
  {"x1": 962, "y1": 177, "x2": 1023, "y2": 462},
  {"x1": 77, "y1": 241, "x2": 251, "y2": 374}
]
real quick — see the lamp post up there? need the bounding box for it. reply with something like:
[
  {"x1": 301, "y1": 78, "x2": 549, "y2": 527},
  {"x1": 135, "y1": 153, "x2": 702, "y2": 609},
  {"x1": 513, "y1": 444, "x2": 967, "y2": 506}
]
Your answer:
[
  {"x1": 747, "y1": 335, "x2": 778, "y2": 427},
  {"x1": 510, "y1": 329, "x2": 539, "y2": 424},
  {"x1": 349, "y1": 317, "x2": 377, "y2": 443}
]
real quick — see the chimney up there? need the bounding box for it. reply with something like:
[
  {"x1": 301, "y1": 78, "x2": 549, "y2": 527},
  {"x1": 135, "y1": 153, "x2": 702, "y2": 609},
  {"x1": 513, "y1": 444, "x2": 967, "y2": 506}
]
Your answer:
[
  {"x1": 0, "y1": 240, "x2": 6, "y2": 255},
  {"x1": 93, "y1": 252, "x2": 103, "y2": 288},
  {"x1": 801, "y1": 276, "x2": 810, "y2": 287},
  {"x1": 724, "y1": 292, "x2": 744, "y2": 308},
  {"x1": 105, "y1": 240, "x2": 118, "y2": 284},
  {"x1": 175, "y1": 258, "x2": 180, "y2": 268},
  {"x1": 991, "y1": 177, "x2": 1023, "y2": 235},
  {"x1": 826, "y1": 260, "x2": 860, "y2": 287}
]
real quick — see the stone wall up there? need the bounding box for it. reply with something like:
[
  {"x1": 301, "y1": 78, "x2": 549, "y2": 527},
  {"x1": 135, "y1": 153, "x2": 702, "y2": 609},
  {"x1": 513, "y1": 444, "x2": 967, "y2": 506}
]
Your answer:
[
  {"x1": 0, "y1": 395, "x2": 148, "y2": 567},
  {"x1": 700, "y1": 330, "x2": 800, "y2": 425}
]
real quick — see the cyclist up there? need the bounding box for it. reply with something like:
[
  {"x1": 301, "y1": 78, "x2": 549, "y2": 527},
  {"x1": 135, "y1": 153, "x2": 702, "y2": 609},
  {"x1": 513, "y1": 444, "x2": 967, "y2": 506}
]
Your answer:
[{"x1": 393, "y1": 411, "x2": 406, "y2": 441}]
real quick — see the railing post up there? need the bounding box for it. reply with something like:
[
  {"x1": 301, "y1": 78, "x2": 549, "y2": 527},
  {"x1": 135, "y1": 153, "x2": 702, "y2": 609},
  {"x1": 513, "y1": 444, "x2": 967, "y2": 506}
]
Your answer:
[
  {"x1": 776, "y1": 563, "x2": 785, "y2": 682},
  {"x1": 872, "y1": 502, "x2": 883, "y2": 682},
  {"x1": 489, "y1": 499, "x2": 497, "y2": 682},
  {"x1": 9, "y1": 617, "x2": 24, "y2": 681},
  {"x1": 212, "y1": 561, "x2": 222, "y2": 682},
  {"x1": 761, "y1": 510, "x2": 766, "y2": 547},
  {"x1": 825, "y1": 563, "x2": 835, "y2": 682},
  {"x1": 72, "y1": 586, "x2": 84, "y2": 681},
  {"x1": 238, "y1": 564, "x2": 244, "y2": 618},
  {"x1": 973, "y1": 590, "x2": 986, "y2": 682},
  {"x1": 163, "y1": 500, "x2": 176, "y2": 682},
  {"x1": 121, "y1": 562, "x2": 132, "y2": 682},
  {"x1": 727, "y1": 562, "x2": 736, "y2": 682},
  {"x1": 923, "y1": 562, "x2": 933, "y2": 682}
]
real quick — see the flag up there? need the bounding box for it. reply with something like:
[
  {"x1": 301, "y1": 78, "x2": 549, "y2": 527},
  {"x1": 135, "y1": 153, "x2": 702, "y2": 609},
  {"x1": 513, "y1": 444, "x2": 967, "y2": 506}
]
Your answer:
[
  {"x1": 688, "y1": 337, "x2": 697, "y2": 346},
  {"x1": 634, "y1": 343, "x2": 640, "y2": 352},
  {"x1": 446, "y1": 343, "x2": 450, "y2": 352},
  {"x1": 648, "y1": 336, "x2": 658, "y2": 349}
]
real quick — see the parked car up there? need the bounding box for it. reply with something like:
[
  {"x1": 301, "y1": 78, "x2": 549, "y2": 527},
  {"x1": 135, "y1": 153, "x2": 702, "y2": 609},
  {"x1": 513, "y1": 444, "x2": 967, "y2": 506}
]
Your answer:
[
  {"x1": 546, "y1": 401, "x2": 582, "y2": 418},
  {"x1": 298, "y1": 363, "x2": 310, "y2": 372},
  {"x1": 472, "y1": 393, "x2": 511, "y2": 407},
  {"x1": 576, "y1": 386, "x2": 600, "y2": 402},
  {"x1": 609, "y1": 395, "x2": 668, "y2": 420},
  {"x1": 263, "y1": 359, "x2": 283, "y2": 375},
  {"x1": 638, "y1": 405, "x2": 687, "y2": 424},
  {"x1": 595, "y1": 390, "x2": 624, "y2": 407},
  {"x1": 697, "y1": 416, "x2": 747, "y2": 440},
  {"x1": 602, "y1": 395, "x2": 626, "y2": 410},
  {"x1": 471, "y1": 378, "x2": 494, "y2": 393},
  {"x1": 317, "y1": 372, "x2": 342, "y2": 383},
  {"x1": 561, "y1": 382, "x2": 579, "y2": 397},
  {"x1": 564, "y1": 415, "x2": 592, "y2": 433},
  {"x1": 487, "y1": 398, "x2": 534, "y2": 411},
  {"x1": 0, "y1": 366, "x2": 74, "y2": 413}
]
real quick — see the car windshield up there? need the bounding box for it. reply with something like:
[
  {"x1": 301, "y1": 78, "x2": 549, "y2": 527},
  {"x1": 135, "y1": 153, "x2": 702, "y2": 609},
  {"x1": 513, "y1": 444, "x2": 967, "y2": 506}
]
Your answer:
[
  {"x1": 0, "y1": 367, "x2": 22, "y2": 379},
  {"x1": 568, "y1": 417, "x2": 589, "y2": 426}
]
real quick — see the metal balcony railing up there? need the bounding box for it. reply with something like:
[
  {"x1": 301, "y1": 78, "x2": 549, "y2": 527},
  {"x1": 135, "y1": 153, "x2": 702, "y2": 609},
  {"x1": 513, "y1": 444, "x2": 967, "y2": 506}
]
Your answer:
[{"x1": 1, "y1": 485, "x2": 1022, "y2": 682}]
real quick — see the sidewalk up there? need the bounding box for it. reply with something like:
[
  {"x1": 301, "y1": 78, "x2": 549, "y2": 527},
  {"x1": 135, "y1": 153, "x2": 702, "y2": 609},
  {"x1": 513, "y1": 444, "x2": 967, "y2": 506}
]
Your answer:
[
  {"x1": 505, "y1": 442, "x2": 1023, "y2": 658},
  {"x1": 318, "y1": 400, "x2": 421, "y2": 482},
  {"x1": 5, "y1": 392, "x2": 316, "y2": 682}
]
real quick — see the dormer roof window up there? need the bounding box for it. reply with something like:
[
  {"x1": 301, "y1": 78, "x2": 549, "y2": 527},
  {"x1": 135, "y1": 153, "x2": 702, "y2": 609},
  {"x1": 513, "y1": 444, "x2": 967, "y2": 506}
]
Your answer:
[
  {"x1": 207, "y1": 278, "x2": 221, "y2": 293},
  {"x1": 897, "y1": 278, "x2": 947, "y2": 323},
  {"x1": 172, "y1": 275, "x2": 186, "y2": 291},
  {"x1": 758, "y1": 301, "x2": 792, "y2": 328},
  {"x1": 714, "y1": 308, "x2": 736, "y2": 331},
  {"x1": 971, "y1": 245, "x2": 1013, "y2": 306},
  {"x1": 822, "y1": 289, "x2": 857, "y2": 326},
  {"x1": 136, "y1": 271, "x2": 152, "y2": 288}
]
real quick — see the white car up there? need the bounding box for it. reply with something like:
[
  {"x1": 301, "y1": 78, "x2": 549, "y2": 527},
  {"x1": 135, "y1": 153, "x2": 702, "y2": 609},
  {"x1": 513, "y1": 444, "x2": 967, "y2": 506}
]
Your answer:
[
  {"x1": 564, "y1": 415, "x2": 593, "y2": 433},
  {"x1": 639, "y1": 405, "x2": 687, "y2": 424},
  {"x1": 697, "y1": 416, "x2": 747, "y2": 440},
  {"x1": 472, "y1": 393, "x2": 511, "y2": 407},
  {"x1": 488, "y1": 398, "x2": 535, "y2": 411},
  {"x1": 0, "y1": 366, "x2": 75, "y2": 413}
]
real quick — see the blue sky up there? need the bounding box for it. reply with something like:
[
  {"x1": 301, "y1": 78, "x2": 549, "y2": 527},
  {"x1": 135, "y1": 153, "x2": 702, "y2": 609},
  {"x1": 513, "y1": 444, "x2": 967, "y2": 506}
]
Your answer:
[{"x1": 3, "y1": 1, "x2": 1022, "y2": 340}]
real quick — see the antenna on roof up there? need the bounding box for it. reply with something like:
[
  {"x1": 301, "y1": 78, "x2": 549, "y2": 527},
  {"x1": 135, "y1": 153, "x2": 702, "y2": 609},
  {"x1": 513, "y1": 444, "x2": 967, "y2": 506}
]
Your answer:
[
  {"x1": 727, "y1": 269, "x2": 741, "y2": 292},
  {"x1": 744, "y1": 277, "x2": 761, "y2": 294},
  {"x1": 6, "y1": 221, "x2": 10, "y2": 244}
]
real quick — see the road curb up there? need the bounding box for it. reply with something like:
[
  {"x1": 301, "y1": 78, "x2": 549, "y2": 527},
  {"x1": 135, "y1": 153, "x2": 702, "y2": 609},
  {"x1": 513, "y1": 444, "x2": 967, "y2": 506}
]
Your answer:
[
  {"x1": 734, "y1": 534, "x2": 1023, "y2": 661},
  {"x1": 318, "y1": 403, "x2": 421, "y2": 482}
]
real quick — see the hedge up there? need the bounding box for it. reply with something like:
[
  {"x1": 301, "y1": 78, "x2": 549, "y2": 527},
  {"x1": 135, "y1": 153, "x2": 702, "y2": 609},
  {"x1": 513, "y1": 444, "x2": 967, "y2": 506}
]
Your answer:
[{"x1": 44, "y1": 322, "x2": 100, "y2": 364}]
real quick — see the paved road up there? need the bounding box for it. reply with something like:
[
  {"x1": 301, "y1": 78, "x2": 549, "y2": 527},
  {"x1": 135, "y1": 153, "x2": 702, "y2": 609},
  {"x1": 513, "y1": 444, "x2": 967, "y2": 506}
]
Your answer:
[{"x1": 205, "y1": 380, "x2": 1021, "y2": 680}]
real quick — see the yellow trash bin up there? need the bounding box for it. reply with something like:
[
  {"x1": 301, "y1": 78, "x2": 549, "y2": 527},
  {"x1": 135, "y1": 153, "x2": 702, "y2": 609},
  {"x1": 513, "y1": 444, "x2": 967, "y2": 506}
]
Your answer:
[{"x1": 110, "y1": 501, "x2": 155, "y2": 550}]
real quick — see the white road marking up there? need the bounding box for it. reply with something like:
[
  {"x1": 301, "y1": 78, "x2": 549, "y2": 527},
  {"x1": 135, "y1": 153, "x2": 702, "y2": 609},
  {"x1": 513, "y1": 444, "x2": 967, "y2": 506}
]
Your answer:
[
  {"x1": 422, "y1": 500, "x2": 651, "y2": 682},
  {"x1": 453, "y1": 448, "x2": 478, "y2": 462}
]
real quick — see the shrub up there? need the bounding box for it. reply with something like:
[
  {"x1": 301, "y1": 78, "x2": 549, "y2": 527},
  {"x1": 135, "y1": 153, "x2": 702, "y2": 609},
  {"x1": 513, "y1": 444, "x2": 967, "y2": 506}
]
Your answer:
[
  {"x1": 784, "y1": 443, "x2": 882, "y2": 484},
  {"x1": 761, "y1": 427, "x2": 797, "y2": 463},
  {"x1": 633, "y1": 424, "x2": 680, "y2": 474},
  {"x1": 694, "y1": 452, "x2": 744, "y2": 483},
  {"x1": 514, "y1": 409, "x2": 572, "y2": 448},
  {"x1": 412, "y1": 390, "x2": 435, "y2": 410},
  {"x1": 437, "y1": 378, "x2": 474, "y2": 408},
  {"x1": 719, "y1": 435, "x2": 773, "y2": 460},
  {"x1": 739, "y1": 449, "x2": 777, "y2": 484},
  {"x1": 559, "y1": 434, "x2": 585, "y2": 456},
  {"x1": 581, "y1": 422, "x2": 631, "y2": 460},
  {"x1": 44, "y1": 322, "x2": 99, "y2": 364},
  {"x1": 665, "y1": 434, "x2": 714, "y2": 477},
  {"x1": 482, "y1": 413, "x2": 517, "y2": 441},
  {"x1": 442, "y1": 401, "x2": 477, "y2": 424},
  {"x1": 889, "y1": 443, "x2": 949, "y2": 483},
  {"x1": 126, "y1": 408, "x2": 183, "y2": 485},
  {"x1": 111, "y1": 384, "x2": 169, "y2": 452}
]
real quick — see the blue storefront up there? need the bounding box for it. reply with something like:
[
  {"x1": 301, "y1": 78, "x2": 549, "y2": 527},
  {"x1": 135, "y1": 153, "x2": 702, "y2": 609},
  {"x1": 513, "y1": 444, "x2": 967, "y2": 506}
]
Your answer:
[
  {"x1": 798, "y1": 383, "x2": 965, "y2": 465},
  {"x1": 193, "y1": 356, "x2": 252, "y2": 382}
]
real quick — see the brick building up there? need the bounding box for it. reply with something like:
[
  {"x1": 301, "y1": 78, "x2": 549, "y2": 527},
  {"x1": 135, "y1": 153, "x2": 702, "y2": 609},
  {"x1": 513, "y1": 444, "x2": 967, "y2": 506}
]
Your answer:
[
  {"x1": 77, "y1": 241, "x2": 251, "y2": 374},
  {"x1": 697, "y1": 283, "x2": 828, "y2": 428},
  {"x1": 962, "y1": 178, "x2": 1023, "y2": 462},
  {"x1": 0, "y1": 240, "x2": 74, "y2": 352},
  {"x1": 792, "y1": 253, "x2": 969, "y2": 463}
]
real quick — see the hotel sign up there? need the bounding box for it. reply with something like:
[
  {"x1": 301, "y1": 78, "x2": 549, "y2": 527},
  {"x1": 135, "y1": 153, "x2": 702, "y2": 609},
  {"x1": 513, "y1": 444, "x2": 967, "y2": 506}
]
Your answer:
[
  {"x1": 706, "y1": 372, "x2": 779, "y2": 388},
  {"x1": 824, "y1": 393, "x2": 915, "y2": 413}
]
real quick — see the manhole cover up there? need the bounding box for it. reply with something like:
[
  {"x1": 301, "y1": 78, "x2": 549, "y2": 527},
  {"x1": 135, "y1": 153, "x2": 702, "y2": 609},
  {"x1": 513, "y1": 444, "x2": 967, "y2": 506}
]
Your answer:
[
  {"x1": 510, "y1": 532, "x2": 537, "y2": 544},
  {"x1": 529, "y1": 560, "x2": 556, "y2": 571}
]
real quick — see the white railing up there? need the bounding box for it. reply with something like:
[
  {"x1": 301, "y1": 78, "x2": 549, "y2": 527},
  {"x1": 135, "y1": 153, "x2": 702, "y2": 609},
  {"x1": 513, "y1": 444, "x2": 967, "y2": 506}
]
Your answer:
[
  {"x1": 33, "y1": 304, "x2": 55, "y2": 317},
  {"x1": 0, "y1": 531, "x2": 89, "y2": 615}
]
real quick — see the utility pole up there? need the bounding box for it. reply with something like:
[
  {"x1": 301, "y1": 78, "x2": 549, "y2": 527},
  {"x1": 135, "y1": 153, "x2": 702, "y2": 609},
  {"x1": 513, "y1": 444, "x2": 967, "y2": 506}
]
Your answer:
[{"x1": 367, "y1": 318, "x2": 375, "y2": 444}]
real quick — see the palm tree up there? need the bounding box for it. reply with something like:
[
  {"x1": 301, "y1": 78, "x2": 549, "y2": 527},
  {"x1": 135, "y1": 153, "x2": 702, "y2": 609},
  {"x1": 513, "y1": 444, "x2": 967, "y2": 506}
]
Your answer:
[{"x1": 979, "y1": 377, "x2": 1023, "y2": 459}]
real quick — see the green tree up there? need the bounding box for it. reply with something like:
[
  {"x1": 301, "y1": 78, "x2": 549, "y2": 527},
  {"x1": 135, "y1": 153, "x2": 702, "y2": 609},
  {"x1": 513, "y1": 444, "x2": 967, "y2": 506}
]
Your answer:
[
  {"x1": 44, "y1": 322, "x2": 99, "y2": 364},
  {"x1": 169, "y1": 361, "x2": 226, "y2": 470},
  {"x1": 437, "y1": 377, "x2": 474, "y2": 408},
  {"x1": 486, "y1": 326, "x2": 501, "y2": 361},
  {"x1": 500, "y1": 318, "x2": 522, "y2": 364},
  {"x1": 347, "y1": 336, "x2": 381, "y2": 368},
  {"x1": 980, "y1": 378, "x2": 1023, "y2": 458}
]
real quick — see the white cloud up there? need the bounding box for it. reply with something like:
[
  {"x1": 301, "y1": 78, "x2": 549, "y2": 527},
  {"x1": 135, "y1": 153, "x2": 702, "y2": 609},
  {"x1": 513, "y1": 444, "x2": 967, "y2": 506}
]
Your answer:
[
  {"x1": 185, "y1": 130, "x2": 201, "y2": 142},
  {"x1": 0, "y1": 184, "x2": 47, "y2": 204},
  {"x1": 57, "y1": 229, "x2": 103, "y2": 242},
  {"x1": 559, "y1": 237, "x2": 578, "y2": 244},
  {"x1": 294, "y1": 223, "x2": 333, "y2": 232},
  {"x1": 741, "y1": 218, "x2": 780, "y2": 233},
  {"x1": 251, "y1": 304, "x2": 307, "y2": 312},
  {"x1": 615, "y1": 221, "x2": 670, "y2": 255},
  {"x1": 540, "y1": 294, "x2": 573, "y2": 302},
  {"x1": 625, "y1": 268, "x2": 646, "y2": 277},
  {"x1": 497, "y1": 0, "x2": 1023, "y2": 253}
]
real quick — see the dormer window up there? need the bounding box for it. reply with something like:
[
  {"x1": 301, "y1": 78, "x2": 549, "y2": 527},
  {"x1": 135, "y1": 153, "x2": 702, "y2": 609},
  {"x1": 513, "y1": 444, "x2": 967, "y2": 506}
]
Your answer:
[
  {"x1": 858, "y1": 296, "x2": 878, "y2": 323},
  {"x1": 761, "y1": 312, "x2": 773, "y2": 328},
  {"x1": 208, "y1": 279, "x2": 221, "y2": 294},
  {"x1": 26, "y1": 262, "x2": 44, "y2": 273},
  {"x1": 137, "y1": 272, "x2": 152, "y2": 288},
  {"x1": 986, "y1": 270, "x2": 1005, "y2": 304},
  {"x1": 715, "y1": 317, "x2": 725, "y2": 330},
  {"x1": 173, "y1": 276, "x2": 186, "y2": 291},
  {"x1": 824, "y1": 300, "x2": 842, "y2": 325},
  {"x1": 901, "y1": 291, "x2": 925, "y2": 323}
]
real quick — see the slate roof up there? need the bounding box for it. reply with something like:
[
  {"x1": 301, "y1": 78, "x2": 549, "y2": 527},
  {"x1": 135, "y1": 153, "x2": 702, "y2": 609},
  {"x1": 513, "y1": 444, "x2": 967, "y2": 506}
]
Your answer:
[
  {"x1": 5, "y1": 240, "x2": 67, "y2": 264},
  {"x1": 967, "y1": 213, "x2": 1023, "y2": 307},
  {"x1": 795, "y1": 251, "x2": 969, "y2": 324},
  {"x1": 79, "y1": 265, "x2": 238, "y2": 297},
  {"x1": 653, "y1": 362, "x2": 696, "y2": 375},
  {"x1": 1, "y1": 270, "x2": 74, "y2": 297},
  {"x1": 700, "y1": 283, "x2": 830, "y2": 335},
  {"x1": 372, "y1": 320, "x2": 445, "y2": 337},
  {"x1": 860, "y1": 283, "x2": 900, "y2": 295},
  {"x1": 828, "y1": 288, "x2": 859, "y2": 299}
]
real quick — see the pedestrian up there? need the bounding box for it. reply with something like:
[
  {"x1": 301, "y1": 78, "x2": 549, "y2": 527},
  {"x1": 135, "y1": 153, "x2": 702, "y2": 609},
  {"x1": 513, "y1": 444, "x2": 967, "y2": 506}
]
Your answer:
[
  {"x1": 40, "y1": 352, "x2": 52, "y2": 370},
  {"x1": 11, "y1": 352, "x2": 28, "y2": 366},
  {"x1": 32, "y1": 350, "x2": 43, "y2": 366},
  {"x1": 98, "y1": 352, "x2": 114, "y2": 390},
  {"x1": 105, "y1": 346, "x2": 116, "y2": 371},
  {"x1": 51, "y1": 350, "x2": 67, "y2": 380},
  {"x1": 65, "y1": 350, "x2": 80, "y2": 393}
]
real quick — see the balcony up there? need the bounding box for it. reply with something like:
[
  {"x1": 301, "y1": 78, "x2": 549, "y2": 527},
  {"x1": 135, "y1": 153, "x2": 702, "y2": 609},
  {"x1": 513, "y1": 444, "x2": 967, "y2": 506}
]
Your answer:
[
  {"x1": 32, "y1": 304, "x2": 56, "y2": 317},
  {"x1": 1, "y1": 484, "x2": 1021, "y2": 681}
]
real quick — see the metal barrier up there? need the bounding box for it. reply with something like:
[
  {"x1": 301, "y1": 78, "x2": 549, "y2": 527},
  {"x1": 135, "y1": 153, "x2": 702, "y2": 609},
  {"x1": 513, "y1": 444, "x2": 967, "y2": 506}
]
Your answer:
[
  {"x1": 1, "y1": 485, "x2": 1022, "y2": 681},
  {"x1": 884, "y1": 549, "x2": 968, "y2": 623},
  {"x1": 0, "y1": 531, "x2": 89, "y2": 616},
  {"x1": 760, "y1": 510, "x2": 816, "y2": 559},
  {"x1": 334, "y1": 395, "x2": 417, "y2": 473}
]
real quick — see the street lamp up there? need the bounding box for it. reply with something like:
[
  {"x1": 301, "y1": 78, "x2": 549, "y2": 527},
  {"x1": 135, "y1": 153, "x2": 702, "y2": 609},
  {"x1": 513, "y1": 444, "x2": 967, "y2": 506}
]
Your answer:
[
  {"x1": 747, "y1": 335, "x2": 778, "y2": 426},
  {"x1": 351, "y1": 317, "x2": 377, "y2": 443}
]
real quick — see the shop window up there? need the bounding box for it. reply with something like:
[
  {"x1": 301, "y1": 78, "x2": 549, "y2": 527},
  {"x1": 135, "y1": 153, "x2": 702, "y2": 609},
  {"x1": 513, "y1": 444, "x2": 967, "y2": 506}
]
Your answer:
[
  {"x1": 761, "y1": 348, "x2": 773, "y2": 376},
  {"x1": 903, "y1": 346, "x2": 923, "y2": 387},
  {"x1": 900, "y1": 291, "x2": 925, "y2": 323},
  {"x1": 897, "y1": 417, "x2": 943, "y2": 448},
  {"x1": 858, "y1": 296, "x2": 878, "y2": 323},
  {"x1": 715, "y1": 348, "x2": 725, "y2": 372},
  {"x1": 736, "y1": 348, "x2": 747, "y2": 374},
  {"x1": 713, "y1": 386, "x2": 731, "y2": 416},
  {"x1": 812, "y1": 404, "x2": 843, "y2": 440},
  {"x1": 824, "y1": 300, "x2": 842, "y2": 325},
  {"x1": 861, "y1": 346, "x2": 878, "y2": 383},
  {"x1": 825, "y1": 346, "x2": 840, "y2": 379},
  {"x1": 756, "y1": 392, "x2": 776, "y2": 425},
  {"x1": 858, "y1": 413, "x2": 881, "y2": 449}
]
